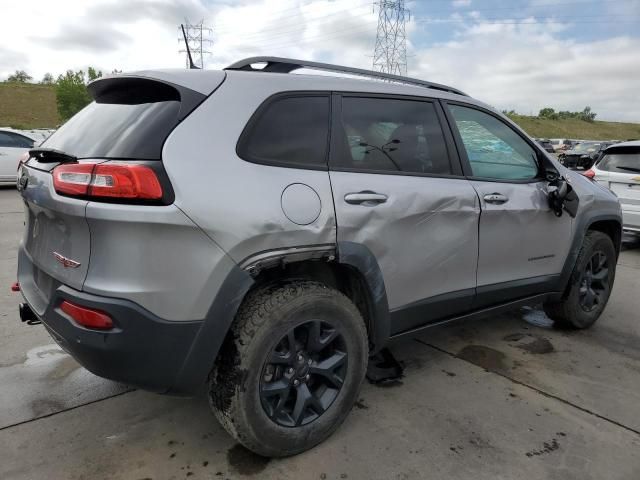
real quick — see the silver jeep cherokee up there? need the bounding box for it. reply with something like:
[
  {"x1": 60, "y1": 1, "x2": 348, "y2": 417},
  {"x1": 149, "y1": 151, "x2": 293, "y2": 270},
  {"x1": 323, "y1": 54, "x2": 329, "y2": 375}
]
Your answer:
[{"x1": 16, "y1": 57, "x2": 622, "y2": 457}]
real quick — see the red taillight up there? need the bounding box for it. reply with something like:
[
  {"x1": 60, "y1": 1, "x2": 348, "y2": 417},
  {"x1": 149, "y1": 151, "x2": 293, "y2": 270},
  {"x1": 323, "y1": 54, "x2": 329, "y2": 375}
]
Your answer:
[
  {"x1": 53, "y1": 163, "x2": 95, "y2": 196},
  {"x1": 60, "y1": 300, "x2": 114, "y2": 330},
  {"x1": 53, "y1": 162, "x2": 163, "y2": 200},
  {"x1": 583, "y1": 169, "x2": 596, "y2": 179},
  {"x1": 11, "y1": 282, "x2": 20, "y2": 292}
]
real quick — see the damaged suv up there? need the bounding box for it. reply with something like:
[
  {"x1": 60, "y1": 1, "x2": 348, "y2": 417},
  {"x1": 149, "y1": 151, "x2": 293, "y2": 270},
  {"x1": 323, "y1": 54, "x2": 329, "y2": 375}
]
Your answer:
[{"x1": 16, "y1": 57, "x2": 622, "y2": 457}]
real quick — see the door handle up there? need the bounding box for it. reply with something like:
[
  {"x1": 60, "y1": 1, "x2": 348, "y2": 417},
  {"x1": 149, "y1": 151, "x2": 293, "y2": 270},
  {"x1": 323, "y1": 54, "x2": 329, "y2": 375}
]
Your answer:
[
  {"x1": 483, "y1": 193, "x2": 508, "y2": 204},
  {"x1": 344, "y1": 191, "x2": 388, "y2": 205}
]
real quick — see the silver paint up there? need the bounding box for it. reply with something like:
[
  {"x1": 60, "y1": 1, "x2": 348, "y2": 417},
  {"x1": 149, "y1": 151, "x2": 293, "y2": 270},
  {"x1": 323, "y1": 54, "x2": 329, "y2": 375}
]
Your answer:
[
  {"x1": 281, "y1": 183, "x2": 322, "y2": 226},
  {"x1": 83, "y1": 202, "x2": 235, "y2": 321},
  {"x1": 470, "y1": 180, "x2": 573, "y2": 286},
  {"x1": 329, "y1": 171, "x2": 480, "y2": 310},
  {"x1": 20, "y1": 167, "x2": 91, "y2": 292}
]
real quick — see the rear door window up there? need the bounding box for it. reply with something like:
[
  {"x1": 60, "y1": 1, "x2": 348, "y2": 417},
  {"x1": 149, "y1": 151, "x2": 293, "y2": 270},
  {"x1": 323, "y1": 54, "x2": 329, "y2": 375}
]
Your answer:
[
  {"x1": 332, "y1": 96, "x2": 453, "y2": 175},
  {"x1": 238, "y1": 95, "x2": 330, "y2": 169}
]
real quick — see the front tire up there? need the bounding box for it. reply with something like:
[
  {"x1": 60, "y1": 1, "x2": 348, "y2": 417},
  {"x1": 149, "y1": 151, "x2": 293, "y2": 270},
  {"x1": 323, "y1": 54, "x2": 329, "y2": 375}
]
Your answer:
[
  {"x1": 543, "y1": 231, "x2": 616, "y2": 329},
  {"x1": 209, "y1": 281, "x2": 368, "y2": 457}
]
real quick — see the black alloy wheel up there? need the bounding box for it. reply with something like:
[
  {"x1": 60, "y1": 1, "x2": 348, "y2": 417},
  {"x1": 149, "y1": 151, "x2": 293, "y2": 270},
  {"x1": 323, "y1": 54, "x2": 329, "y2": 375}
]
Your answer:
[
  {"x1": 578, "y1": 250, "x2": 609, "y2": 312},
  {"x1": 260, "y1": 320, "x2": 347, "y2": 427}
]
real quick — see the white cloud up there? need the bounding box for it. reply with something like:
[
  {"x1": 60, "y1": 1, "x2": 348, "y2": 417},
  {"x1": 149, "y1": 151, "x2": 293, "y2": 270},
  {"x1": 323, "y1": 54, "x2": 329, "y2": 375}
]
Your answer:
[
  {"x1": 411, "y1": 21, "x2": 640, "y2": 121},
  {"x1": 452, "y1": 0, "x2": 472, "y2": 7},
  {"x1": 0, "y1": 0, "x2": 637, "y2": 122}
]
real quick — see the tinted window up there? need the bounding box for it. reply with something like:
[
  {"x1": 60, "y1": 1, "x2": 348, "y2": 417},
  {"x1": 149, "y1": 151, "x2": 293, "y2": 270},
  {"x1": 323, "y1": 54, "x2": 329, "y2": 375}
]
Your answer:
[
  {"x1": 333, "y1": 97, "x2": 452, "y2": 175},
  {"x1": 41, "y1": 78, "x2": 197, "y2": 160},
  {"x1": 0, "y1": 131, "x2": 34, "y2": 148},
  {"x1": 597, "y1": 151, "x2": 640, "y2": 172},
  {"x1": 240, "y1": 96, "x2": 330, "y2": 168},
  {"x1": 449, "y1": 105, "x2": 539, "y2": 180}
]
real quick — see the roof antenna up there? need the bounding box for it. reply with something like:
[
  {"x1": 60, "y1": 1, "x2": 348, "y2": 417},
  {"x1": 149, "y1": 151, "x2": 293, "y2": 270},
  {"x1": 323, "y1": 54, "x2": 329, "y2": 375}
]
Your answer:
[{"x1": 180, "y1": 24, "x2": 200, "y2": 69}]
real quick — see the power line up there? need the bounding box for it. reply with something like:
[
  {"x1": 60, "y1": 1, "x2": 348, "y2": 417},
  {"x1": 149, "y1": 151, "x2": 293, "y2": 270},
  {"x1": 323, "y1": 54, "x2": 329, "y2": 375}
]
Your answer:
[
  {"x1": 178, "y1": 19, "x2": 213, "y2": 69},
  {"x1": 214, "y1": 14, "x2": 638, "y2": 53},
  {"x1": 373, "y1": 1, "x2": 410, "y2": 76}
]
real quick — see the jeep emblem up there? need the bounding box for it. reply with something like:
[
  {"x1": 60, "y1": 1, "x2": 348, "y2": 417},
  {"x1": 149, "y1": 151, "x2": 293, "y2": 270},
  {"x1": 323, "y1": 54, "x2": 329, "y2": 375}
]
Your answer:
[{"x1": 53, "y1": 252, "x2": 81, "y2": 269}]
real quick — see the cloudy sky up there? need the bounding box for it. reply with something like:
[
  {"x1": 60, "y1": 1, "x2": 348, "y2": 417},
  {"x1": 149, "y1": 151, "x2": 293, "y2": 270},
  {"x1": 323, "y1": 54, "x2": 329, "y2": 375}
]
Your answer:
[{"x1": 1, "y1": 0, "x2": 639, "y2": 121}]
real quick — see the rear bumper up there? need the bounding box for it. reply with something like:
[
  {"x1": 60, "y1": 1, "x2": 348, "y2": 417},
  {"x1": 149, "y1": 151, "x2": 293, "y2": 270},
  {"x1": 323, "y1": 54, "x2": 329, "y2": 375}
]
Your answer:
[
  {"x1": 18, "y1": 245, "x2": 255, "y2": 395},
  {"x1": 22, "y1": 281, "x2": 202, "y2": 394},
  {"x1": 18, "y1": 247, "x2": 202, "y2": 393}
]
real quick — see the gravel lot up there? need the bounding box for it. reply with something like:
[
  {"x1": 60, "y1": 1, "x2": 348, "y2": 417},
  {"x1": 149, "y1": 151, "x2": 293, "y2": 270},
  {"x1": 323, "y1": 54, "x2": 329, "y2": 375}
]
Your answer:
[{"x1": 1, "y1": 186, "x2": 639, "y2": 480}]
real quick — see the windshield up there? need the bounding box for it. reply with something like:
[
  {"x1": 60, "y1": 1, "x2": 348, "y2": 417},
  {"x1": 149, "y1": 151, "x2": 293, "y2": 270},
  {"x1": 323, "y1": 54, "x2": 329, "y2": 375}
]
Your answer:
[{"x1": 573, "y1": 143, "x2": 600, "y2": 153}]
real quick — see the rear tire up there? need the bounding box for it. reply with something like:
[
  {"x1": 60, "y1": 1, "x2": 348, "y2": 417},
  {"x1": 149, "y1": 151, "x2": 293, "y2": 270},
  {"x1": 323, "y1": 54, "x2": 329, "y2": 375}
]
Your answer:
[
  {"x1": 543, "y1": 231, "x2": 616, "y2": 329},
  {"x1": 208, "y1": 281, "x2": 368, "y2": 457}
]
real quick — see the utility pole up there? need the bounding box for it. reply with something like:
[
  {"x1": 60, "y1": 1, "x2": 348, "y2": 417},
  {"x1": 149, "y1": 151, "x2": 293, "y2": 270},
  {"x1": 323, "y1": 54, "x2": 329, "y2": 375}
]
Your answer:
[
  {"x1": 178, "y1": 19, "x2": 213, "y2": 69},
  {"x1": 372, "y1": 1, "x2": 410, "y2": 76}
]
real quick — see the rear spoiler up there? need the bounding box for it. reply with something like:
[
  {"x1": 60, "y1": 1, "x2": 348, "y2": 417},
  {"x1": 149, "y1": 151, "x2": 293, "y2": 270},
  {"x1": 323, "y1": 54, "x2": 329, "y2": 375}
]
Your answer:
[{"x1": 29, "y1": 148, "x2": 77, "y2": 164}]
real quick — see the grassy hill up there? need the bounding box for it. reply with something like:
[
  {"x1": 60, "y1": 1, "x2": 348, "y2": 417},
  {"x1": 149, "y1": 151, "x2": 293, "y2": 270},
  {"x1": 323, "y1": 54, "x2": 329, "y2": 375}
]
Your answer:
[
  {"x1": 507, "y1": 114, "x2": 640, "y2": 141},
  {"x1": 1, "y1": 82, "x2": 638, "y2": 141},
  {"x1": 0, "y1": 82, "x2": 59, "y2": 129}
]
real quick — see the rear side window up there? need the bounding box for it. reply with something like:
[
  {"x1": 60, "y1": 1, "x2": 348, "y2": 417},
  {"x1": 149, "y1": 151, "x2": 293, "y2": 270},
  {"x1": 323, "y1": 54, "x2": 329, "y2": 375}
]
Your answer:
[
  {"x1": 42, "y1": 78, "x2": 203, "y2": 160},
  {"x1": 333, "y1": 97, "x2": 452, "y2": 175},
  {"x1": 597, "y1": 151, "x2": 640, "y2": 172},
  {"x1": 448, "y1": 105, "x2": 539, "y2": 180},
  {"x1": 238, "y1": 95, "x2": 330, "y2": 168}
]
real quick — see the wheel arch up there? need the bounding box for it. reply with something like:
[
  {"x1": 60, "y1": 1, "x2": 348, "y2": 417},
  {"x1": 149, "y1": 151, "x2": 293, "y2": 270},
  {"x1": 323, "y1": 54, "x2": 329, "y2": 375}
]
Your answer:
[
  {"x1": 238, "y1": 242, "x2": 391, "y2": 355},
  {"x1": 556, "y1": 213, "x2": 622, "y2": 297},
  {"x1": 587, "y1": 219, "x2": 622, "y2": 257}
]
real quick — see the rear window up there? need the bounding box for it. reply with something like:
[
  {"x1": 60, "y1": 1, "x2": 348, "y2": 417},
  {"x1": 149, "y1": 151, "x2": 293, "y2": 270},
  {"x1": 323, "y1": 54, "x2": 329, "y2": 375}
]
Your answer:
[
  {"x1": 42, "y1": 78, "x2": 202, "y2": 160},
  {"x1": 238, "y1": 95, "x2": 330, "y2": 169},
  {"x1": 597, "y1": 151, "x2": 640, "y2": 172}
]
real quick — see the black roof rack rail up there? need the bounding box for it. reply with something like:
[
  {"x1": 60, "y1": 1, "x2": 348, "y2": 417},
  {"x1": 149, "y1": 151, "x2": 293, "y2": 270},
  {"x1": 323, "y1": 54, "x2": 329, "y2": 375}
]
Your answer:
[{"x1": 225, "y1": 56, "x2": 467, "y2": 96}]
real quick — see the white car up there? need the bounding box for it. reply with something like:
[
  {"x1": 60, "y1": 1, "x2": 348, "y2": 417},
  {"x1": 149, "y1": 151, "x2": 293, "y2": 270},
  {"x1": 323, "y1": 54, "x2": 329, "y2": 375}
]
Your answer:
[
  {"x1": 0, "y1": 128, "x2": 37, "y2": 185},
  {"x1": 587, "y1": 140, "x2": 640, "y2": 234}
]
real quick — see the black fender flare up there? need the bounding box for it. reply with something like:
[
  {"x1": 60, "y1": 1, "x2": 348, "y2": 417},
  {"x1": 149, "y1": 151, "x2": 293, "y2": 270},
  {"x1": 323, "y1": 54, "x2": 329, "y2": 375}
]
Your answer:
[
  {"x1": 171, "y1": 265, "x2": 254, "y2": 394},
  {"x1": 337, "y1": 241, "x2": 391, "y2": 354},
  {"x1": 555, "y1": 212, "x2": 622, "y2": 294},
  {"x1": 173, "y1": 241, "x2": 392, "y2": 393}
]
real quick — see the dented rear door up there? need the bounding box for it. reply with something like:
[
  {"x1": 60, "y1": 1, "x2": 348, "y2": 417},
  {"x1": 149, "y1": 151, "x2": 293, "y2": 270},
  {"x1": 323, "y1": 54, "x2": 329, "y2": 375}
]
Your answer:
[{"x1": 329, "y1": 94, "x2": 480, "y2": 334}]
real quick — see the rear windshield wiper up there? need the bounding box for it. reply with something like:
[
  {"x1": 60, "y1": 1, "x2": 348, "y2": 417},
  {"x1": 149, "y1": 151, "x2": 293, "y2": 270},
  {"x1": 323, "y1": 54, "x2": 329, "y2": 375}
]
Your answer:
[
  {"x1": 29, "y1": 148, "x2": 77, "y2": 164},
  {"x1": 615, "y1": 166, "x2": 640, "y2": 173}
]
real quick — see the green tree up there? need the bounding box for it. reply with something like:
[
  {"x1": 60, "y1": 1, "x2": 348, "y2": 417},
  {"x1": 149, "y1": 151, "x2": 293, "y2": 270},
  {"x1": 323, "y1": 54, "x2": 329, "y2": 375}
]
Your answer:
[
  {"x1": 55, "y1": 67, "x2": 102, "y2": 120},
  {"x1": 538, "y1": 107, "x2": 558, "y2": 120},
  {"x1": 6, "y1": 70, "x2": 32, "y2": 82},
  {"x1": 579, "y1": 106, "x2": 596, "y2": 122},
  {"x1": 40, "y1": 73, "x2": 54, "y2": 85}
]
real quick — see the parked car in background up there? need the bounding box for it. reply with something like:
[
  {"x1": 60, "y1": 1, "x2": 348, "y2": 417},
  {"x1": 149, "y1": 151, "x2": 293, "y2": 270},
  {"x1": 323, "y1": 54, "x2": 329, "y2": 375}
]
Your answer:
[
  {"x1": 535, "y1": 138, "x2": 555, "y2": 154},
  {"x1": 586, "y1": 141, "x2": 640, "y2": 234},
  {"x1": 0, "y1": 128, "x2": 37, "y2": 185},
  {"x1": 19, "y1": 128, "x2": 55, "y2": 144},
  {"x1": 560, "y1": 141, "x2": 613, "y2": 169},
  {"x1": 550, "y1": 138, "x2": 574, "y2": 152}
]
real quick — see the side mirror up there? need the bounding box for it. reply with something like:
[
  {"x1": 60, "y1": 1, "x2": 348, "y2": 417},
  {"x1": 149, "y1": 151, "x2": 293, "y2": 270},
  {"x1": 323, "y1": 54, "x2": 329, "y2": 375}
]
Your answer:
[{"x1": 548, "y1": 177, "x2": 578, "y2": 218}]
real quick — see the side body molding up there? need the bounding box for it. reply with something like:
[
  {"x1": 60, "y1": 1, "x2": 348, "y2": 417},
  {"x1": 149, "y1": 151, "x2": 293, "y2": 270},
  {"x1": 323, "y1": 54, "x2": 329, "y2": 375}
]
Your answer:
[{"x1": 337, "y1": 241, "x2": 391, "y2": 353}]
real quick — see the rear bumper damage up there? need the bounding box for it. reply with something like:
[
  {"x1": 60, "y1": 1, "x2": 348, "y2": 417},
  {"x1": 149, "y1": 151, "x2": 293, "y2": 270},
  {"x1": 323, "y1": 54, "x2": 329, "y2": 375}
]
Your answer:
[{"x1": 18, "y1": 247, "x2": 203, "y2": 393}]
